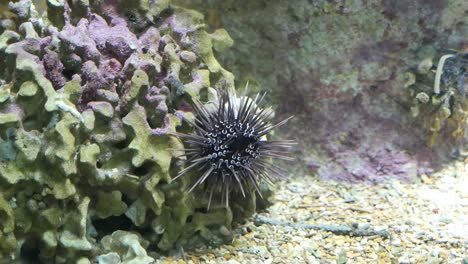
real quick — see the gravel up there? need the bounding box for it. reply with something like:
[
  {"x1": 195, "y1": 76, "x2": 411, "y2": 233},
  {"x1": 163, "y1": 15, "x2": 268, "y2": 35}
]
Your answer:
[{"x1": 157, "y1": 160, "x2": 467, "y2": 263}]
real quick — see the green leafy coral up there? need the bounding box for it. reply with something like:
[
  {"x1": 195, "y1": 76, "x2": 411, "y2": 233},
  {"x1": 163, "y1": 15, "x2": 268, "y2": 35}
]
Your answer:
[{"x1": 0, "y1": 0, "x2": 265, "y2": 262}]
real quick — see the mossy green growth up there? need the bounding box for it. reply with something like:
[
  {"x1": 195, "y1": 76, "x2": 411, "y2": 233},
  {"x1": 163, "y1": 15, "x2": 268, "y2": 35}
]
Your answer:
[
  {"x1": 95, "y1": 191, "x2": 128, "y2": 219},
  {"x1": 0, "y1": 86, "x2": 10, "y2": 103},
  {"x1": 98, "y1": 231, "x2": 154, "y2": 264},
  {"x1": 123, "y1": 105, "x2": 172, "y2": 179},
  {"x1": 0, "y1": 194, "x2": 15, "y2": 233},
  {"x1": 0, "y1": 113, "x2": 20, "y2": 124}
]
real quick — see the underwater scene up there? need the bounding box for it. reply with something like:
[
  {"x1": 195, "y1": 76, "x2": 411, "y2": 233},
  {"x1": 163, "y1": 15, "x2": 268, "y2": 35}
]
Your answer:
[{"x1": 0, "y1": 0, "x2": 466, "y2": 263}]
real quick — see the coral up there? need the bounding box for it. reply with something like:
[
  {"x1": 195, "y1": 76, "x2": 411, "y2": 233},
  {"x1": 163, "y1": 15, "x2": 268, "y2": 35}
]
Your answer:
[
  {"x1": 0, "y1": 0, "x2": 266, "y2": 262},
  {"x1": 407, "y1": 51, "x2": 467, "y2": 150},
  {"x1": 97, "y1": 231, "x2": 154, "y2": 264}
]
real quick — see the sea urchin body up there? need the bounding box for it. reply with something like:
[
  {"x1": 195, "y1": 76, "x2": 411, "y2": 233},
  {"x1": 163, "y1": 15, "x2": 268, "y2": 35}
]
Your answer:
[{"x1": 173, "y1": 88, "x2": 294, "y2": 208}]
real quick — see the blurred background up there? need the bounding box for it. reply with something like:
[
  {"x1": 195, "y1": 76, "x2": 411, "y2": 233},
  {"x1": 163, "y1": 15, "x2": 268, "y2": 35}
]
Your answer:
[{"x1": 174, "y1": 0, "x2": 468, "y2": 183}]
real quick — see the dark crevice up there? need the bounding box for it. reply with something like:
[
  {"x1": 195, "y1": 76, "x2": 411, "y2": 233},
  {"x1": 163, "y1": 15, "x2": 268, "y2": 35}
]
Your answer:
[
  {"x1": 146, "y1": 242, "x2": 160, "y2": 252},
  {"x1": 146, "y1": 115, "x2": 162, "y2": 130},
  {"x1": 131, "y1": 161, "x2": 155, "y2": 176},
  {"x1": 62, "y1": 69, "x2": 77, "y2": 80},
  {"x1": 92, "y1": 215, "x2": 133, "y2": 241},
  {"x1": 133, "y1": 165, "x2": 150, "y2": 176},
  {"x1": 20, "y1": 236, "x2": 42, "y2": 263},
  {"x1": 113, "y1": 139, "x2": 130, "y2": 150},
  {"x1": 194, "y1": 207, "x2": 208, "y2": 214},
  {"x1": 121, "y1": 193, "x2": 133, "y2": 206}
]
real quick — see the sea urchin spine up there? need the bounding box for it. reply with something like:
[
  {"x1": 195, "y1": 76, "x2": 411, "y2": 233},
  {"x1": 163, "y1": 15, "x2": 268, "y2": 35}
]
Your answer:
[{"x1": 173, "y1": 87, "x2": 295, "y2": 208}]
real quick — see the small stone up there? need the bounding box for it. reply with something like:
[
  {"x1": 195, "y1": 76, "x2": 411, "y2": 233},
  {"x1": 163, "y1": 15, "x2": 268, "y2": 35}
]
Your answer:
[
  {"x1": 439, "y1": 251, "x2": 448, "y2": 259},
  {"x1": 360, "y1": 238, "x2": 368, "y2": 245},
  {"x1": 415, "y1": 92, "x2": 430, "y2": 104},
  {"x1": 391, "y1": 238, "x2": 401, "y2": 246},
  {"x1": 417, "y1": 58, "x2": 433, "y2": 74},
  {"x1": 219, "y1": 225, "x2": 232, "y2": 236},
  {"x1": 358, "y1": 223, "x2": 370, "y2": 230},
  {"x1": 437, "y1": 217, "x2": 452, "y2": 224},
  {"x1": 415, "y1": 231, "x2": 426, "y2": 238},
  {"x1": 420, "y1": 173, "x2": 431, "y2": 183},
  {"x1": 431, "y1": 248, "x2": 440, "y2": 257},
  {"x1": 179, "y1": 50, "x2": 197, "y2": 63},
  {"x1": 324, "y1": 243, "x2": 333, "y2": 250}
]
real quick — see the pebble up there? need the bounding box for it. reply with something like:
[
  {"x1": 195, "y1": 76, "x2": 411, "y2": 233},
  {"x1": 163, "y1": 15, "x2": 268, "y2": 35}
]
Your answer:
[
  {"x1": 178, "y1": 50, "x2": 197, "y2": 63},
  {"x1": 431, "y1": 248, "x2": 441, "y2": 257},
  {"x1": 391, "y1": 238, "x2": 401, "y2": 246},
  {"x1": 219, "y1": 225, "x2": 231, "y2": 236},
  {"x1": 180, "y1": 162, "x2": 467, "y2": 263},
  {"x1": 358, "y1": 223, "x2": 370, "y2": 230}
]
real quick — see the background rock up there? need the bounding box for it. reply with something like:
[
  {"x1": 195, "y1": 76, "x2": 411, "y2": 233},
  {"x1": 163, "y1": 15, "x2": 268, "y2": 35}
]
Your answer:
[{"x1": 174, "y1": 0, "x2": 467, "y2": 183}]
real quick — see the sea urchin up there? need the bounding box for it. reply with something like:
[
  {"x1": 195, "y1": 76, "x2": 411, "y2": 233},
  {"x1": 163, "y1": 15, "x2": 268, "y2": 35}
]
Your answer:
[{"x1": 173, "y1": 87, "x2": 294, "y2": 208}]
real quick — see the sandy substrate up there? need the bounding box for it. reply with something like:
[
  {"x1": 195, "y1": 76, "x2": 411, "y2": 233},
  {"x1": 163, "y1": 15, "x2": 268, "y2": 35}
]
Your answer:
[{"x1": 158, "y1": 161, "x2": 467, "y2": 264}]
